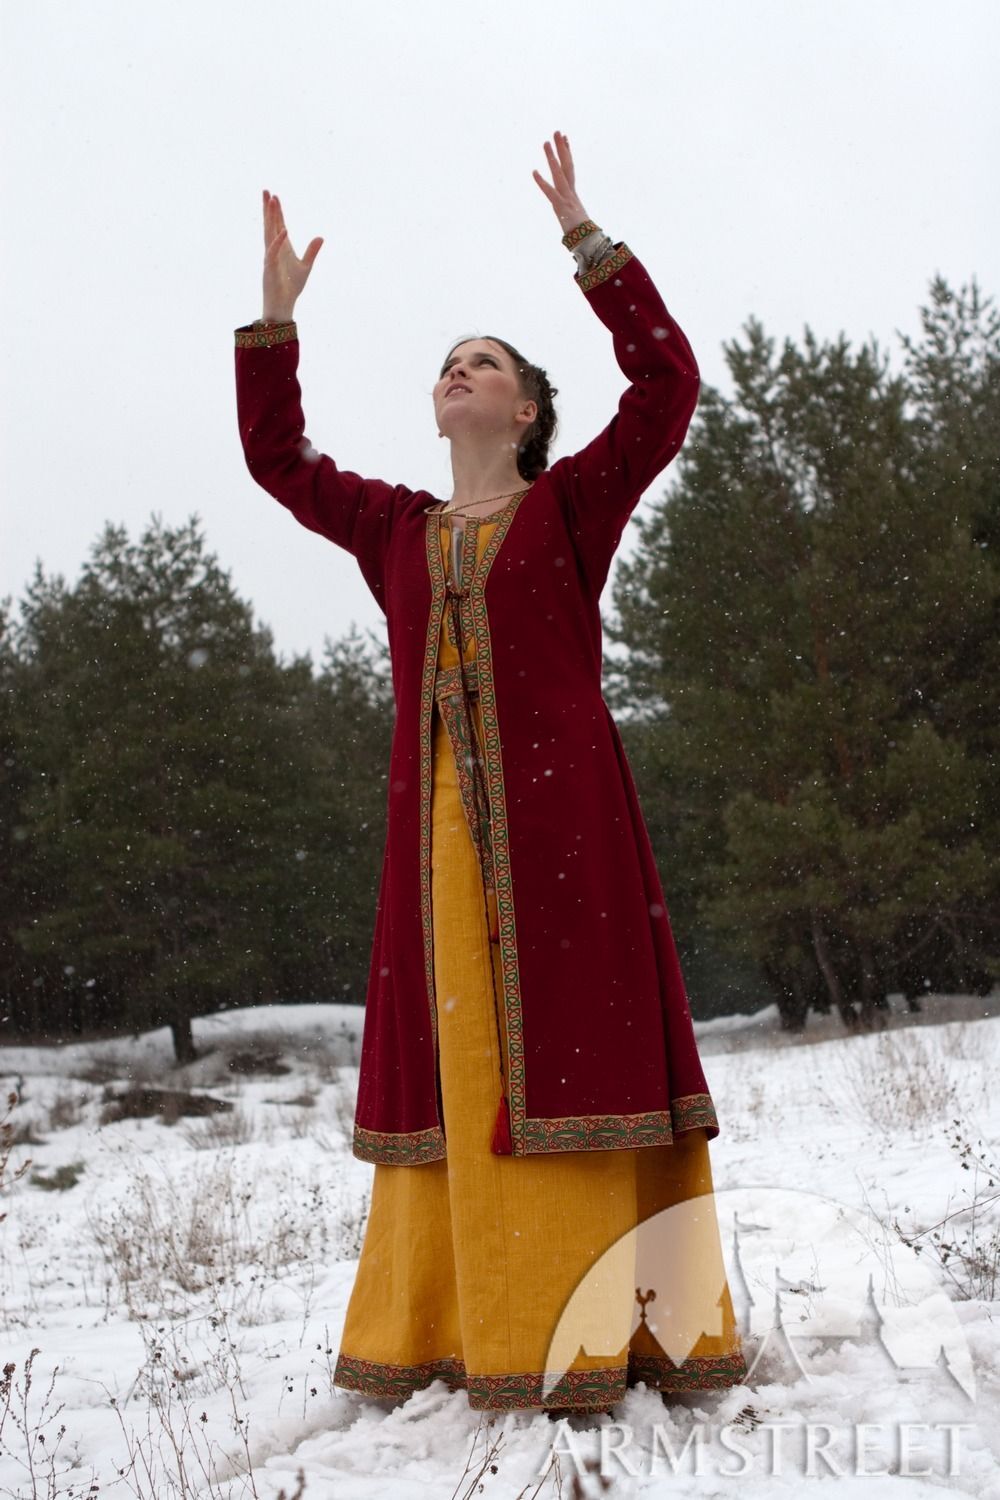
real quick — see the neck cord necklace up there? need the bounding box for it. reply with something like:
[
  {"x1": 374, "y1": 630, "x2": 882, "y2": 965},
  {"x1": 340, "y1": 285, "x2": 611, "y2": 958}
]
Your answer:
[{"x1": 439, "y1": 486, "x2": 529, "y2": 519}]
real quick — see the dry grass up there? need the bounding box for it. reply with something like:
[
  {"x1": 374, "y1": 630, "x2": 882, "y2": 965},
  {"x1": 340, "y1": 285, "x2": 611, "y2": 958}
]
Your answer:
[
  {"x1": 935, "y1": 1018, "x2": 1000, "y2": 1063},
  {"x1": 285, "y1": 1107, "x2": 317, "y2": 1143},
  {"x1": 448, "y1": 1414, "x2": 571, "y2": 1499},
  {"x1": 104, "y1": 1306, "x2": 312, "y2": 1499},
  {"x1": 179, "y1": 1109, "x2": 266, "y2": 1152},
  {"x1": 816, "y1": 1028, "x2": 962, "y2": 1137},
  {"x1": 892, "y1": 1124, "x2": 1000, "y2": 1302},
  {"x1": 88, "y1": 1150, "x2": 357, "y2": 1325},
  {"x1": 80, "y1": 1051, "x2": 166, "y2": 1087},
  {"x1": 698, "y1": 989, "x2": 1000, "y2": 1058},
  {"x1": 0, "y1": 1092, "x2": 32, "y2": 1220},
  {"x1": 100, "y1": 1087, "x2": 234, "y2": 1127},
  {"x1": 29, "y1": 1162, "x2": 85, "y2": 1193},
  {"x1": 326, "y1": 1075, "x2": 358, "y2": 1148},
  {"x1": 0, "y1": 1024, "x2": 369, "y2": 1497},
  {"x1": 0, "y1": 1348, "x2": 100, "y2": 1499},
  {"x1": 181, "y1": 1028, "x2": 344, "y2": 1090},
  {"x1": 1, "y1": 1341, "x2": 308, "y2": 1500},
  {"x1": 3, "y1": 1119, "x2": 45, "y2": 1149},
  {"x1": 45, "y1": 1086, "x2": 89, "y2": 1133},
  {"x1": 224, "y1": 1047, "x2": 291, "y2": 1077}
]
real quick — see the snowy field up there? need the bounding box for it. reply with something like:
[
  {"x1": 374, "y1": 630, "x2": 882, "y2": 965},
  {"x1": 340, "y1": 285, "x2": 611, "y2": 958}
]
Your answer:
[{"x1": 1, "y1": 993, "x2": 999, "y2": 1497}]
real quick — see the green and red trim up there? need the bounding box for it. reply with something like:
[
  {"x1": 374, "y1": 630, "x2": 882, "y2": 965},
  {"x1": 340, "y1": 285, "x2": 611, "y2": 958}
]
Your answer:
[
  {"x1": 352, "y1": 1123, "x2": 445, "y2": 1166},
  {"x1": 234, "y1": 320, "x2": 298, "y2": 348},
  {"x1": 576, "y1": 244, "x2": 634, "y2": 294},
  {"x1": 334, "y1": 1347, "x2": 748, "y2": 1411},
  {"x1": 561, "y1": 219, "x2": 602, "y2": 250}
]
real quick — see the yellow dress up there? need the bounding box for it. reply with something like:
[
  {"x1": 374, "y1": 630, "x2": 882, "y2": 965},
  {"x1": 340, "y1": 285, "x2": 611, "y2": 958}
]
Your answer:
[{"x1": 334, "y1": 515, "x2": 747, "y2": 1411}]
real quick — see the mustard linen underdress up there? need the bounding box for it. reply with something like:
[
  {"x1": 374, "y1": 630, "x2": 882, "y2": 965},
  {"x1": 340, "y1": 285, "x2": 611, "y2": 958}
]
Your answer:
[{"x1": 334, "y1": 515, "x2": 747, "y2": 1412}]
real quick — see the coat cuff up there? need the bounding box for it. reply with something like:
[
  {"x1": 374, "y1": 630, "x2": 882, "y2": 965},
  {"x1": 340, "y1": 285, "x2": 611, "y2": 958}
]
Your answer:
[
  {"x1": 234, "y1": 319, "x2": 298, "y2": 349},
  {"x1": 575, "y1": 243, "x2": 634, "y2": 294}
]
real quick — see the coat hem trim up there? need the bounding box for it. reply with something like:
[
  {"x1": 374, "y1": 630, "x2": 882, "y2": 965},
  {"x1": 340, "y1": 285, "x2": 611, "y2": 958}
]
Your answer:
[
  {"x1": 352, "y1": 1124, "x2": 446, "y2": 1165},
  {"x1": 351, "y1": 1093, "x2": 718, "y2": 1164},
  {"x1": 517, "y1": 1094, "x2": 718, "y2": 1155},
  {"x1": 672, "y1": 1092, "x2": 721, "y2": 1138}
]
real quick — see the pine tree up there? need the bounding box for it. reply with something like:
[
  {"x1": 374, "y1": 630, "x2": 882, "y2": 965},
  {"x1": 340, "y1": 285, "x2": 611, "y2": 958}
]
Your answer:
[
  {"x1": 9, "y1": 516, "x2": 311, "y2": 1061},
  {"x1": 262, "y1": 626, "x2": 393, "y2": 1007},
  {"x1": 608, "y1": 281, "x2": 999, "y2": 1029},
  {"x1": 0, "y1": 600, "x2": 45, "y2": 1036},
  {"x1": 5, "y1": 515, "x2": 399, "y2": 1060}
]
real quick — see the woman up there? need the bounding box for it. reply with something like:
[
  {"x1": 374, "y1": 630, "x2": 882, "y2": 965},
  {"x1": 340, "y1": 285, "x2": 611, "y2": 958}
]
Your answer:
[{"x1": 235, "y1": 133, "x2": 748, "y2": 1415}]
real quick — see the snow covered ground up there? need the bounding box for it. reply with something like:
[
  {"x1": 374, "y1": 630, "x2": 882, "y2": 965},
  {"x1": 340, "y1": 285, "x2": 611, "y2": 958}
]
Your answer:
[{"x1": 1, "y1": 994, "x2": 999, "y2": 1497}]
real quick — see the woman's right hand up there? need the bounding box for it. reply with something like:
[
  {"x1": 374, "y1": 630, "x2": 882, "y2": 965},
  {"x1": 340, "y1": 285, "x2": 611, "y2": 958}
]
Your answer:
[{"x1": 261, "y1": 189, "x2": 324, "y2": 322}]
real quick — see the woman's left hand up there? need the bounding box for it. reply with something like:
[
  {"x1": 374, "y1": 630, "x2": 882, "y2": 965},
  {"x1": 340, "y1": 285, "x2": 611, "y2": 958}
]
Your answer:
[{"x1": 533, "y1": 131, "x2": 591, "y2": 235}]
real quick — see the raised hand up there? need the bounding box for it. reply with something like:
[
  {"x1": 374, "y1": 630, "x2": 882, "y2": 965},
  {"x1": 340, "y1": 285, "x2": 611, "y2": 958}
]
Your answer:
[
  {"x1": 261, "y1": 189, "x2": 324, "y2": 323},
  {"x1": 532, "y1": 132, "x2": 590, "y2": 235}
]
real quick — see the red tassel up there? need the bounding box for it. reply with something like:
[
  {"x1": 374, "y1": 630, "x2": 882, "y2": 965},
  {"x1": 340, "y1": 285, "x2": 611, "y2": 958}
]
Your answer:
[
  {"x1": 487, "y1": 888, "x2": 499, "y2": 943},
  {"x1": 491, "y1": 1091, "x2": 512, "y2": 1154}
]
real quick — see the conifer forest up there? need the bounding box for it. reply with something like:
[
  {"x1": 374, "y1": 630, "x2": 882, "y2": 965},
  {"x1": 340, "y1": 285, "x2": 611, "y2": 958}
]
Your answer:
[{"x1": 3, "y1": 278, "x2": 997, "y2": 1058}]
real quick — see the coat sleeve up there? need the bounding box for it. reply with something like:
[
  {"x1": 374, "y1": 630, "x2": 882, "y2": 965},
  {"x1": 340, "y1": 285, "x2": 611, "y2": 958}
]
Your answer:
[
  {"x1": 234, "y1": 320, "x2": 407, "y2": 613},
  {"x1": 545, "y1": 248, "x2": 700, "y2": 596}
]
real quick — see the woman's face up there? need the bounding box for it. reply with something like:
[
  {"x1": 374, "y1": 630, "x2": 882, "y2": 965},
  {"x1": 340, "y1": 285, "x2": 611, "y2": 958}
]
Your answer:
[{"x1": 433, "y1": 338, "x2": 537, "y2": 441}]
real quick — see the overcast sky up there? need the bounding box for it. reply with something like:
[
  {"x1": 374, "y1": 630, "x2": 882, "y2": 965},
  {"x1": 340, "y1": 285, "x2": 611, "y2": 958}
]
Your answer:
[{"x1": 2, "y1": 0, "x2": 997, "y2": 667}]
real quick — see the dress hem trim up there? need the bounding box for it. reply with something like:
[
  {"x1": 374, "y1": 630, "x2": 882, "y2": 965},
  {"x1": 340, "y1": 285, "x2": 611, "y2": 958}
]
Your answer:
[{"x1": 333, "y1": 1348, "x2": 749, "y2": 1409}]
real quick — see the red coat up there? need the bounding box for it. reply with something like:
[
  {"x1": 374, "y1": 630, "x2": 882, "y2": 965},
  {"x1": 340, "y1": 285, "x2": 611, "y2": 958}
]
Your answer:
[{"x1": 235, "y1": 244, "x2": 720, "y2": 1165}]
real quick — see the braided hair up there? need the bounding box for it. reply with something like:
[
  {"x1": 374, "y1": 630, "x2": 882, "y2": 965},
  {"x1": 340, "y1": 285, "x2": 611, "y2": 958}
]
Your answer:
[{"x1": 443, "y1": 336, "x2": 559, "y2": 482}]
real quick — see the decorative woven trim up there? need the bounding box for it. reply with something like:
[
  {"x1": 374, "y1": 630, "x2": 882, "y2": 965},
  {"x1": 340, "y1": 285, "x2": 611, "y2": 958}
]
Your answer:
[
  {"x1": 522, "y1": 1109, "x2": 674, "y2": 1155},
  {"x1": 671, "y1": 1092, "x2": 720, "y2": 1136},
  {"x1": 437, "y1": 679, "x2": 496, "y2": 893},
  {"x1": 444, "y1": 589, "x2": 475, "y2": 649},
  {"x1": 420, "y1": 519, "x2": 450, "y2": 1083},
  {"x1": 352, "y1": 1122, "x2": 446, "y2": 1166},
  {"x1": 333, "y1": 1349, "x2": 748, "y2": 1410},
  {"x1": 440, "y1": 517, "x2": 479, "y2": 645},
  {"x1": 561, "y1": 219, "x2": 601, "y2": 250},
  {"x1": 469, "y1": 1366, "x2": 627, "y2": 1411},
  {"x1": 629, "y1": 1350, "x2": 750, "y2": 1392},
  {"x1": 353, "y1": 1107, "x2": 715, "y2": 1163},
  {"x1": 576, "y1": 244, "x2": 634, "y2": 294},
  {"x1": 465, "y1": 498, "x2": 530, "y2": 1149},
  {"x1": 334, "y1": 1353, "x2": 465, "y2": 1401},
  {"x1": 234, "y1": 320, "x2": 297, "y2": 348},
  {"x1": 433, "y1": 660, "x2": 480, "y2": 700},
  {"x1": 460, "y1": 513, "x2": 480, "y2": 591}
]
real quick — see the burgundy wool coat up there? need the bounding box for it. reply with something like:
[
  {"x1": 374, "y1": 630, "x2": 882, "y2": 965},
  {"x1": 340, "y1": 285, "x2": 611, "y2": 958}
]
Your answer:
[{"x1": 234, "y1": 243, "x2": 720, "y2": 1166}]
